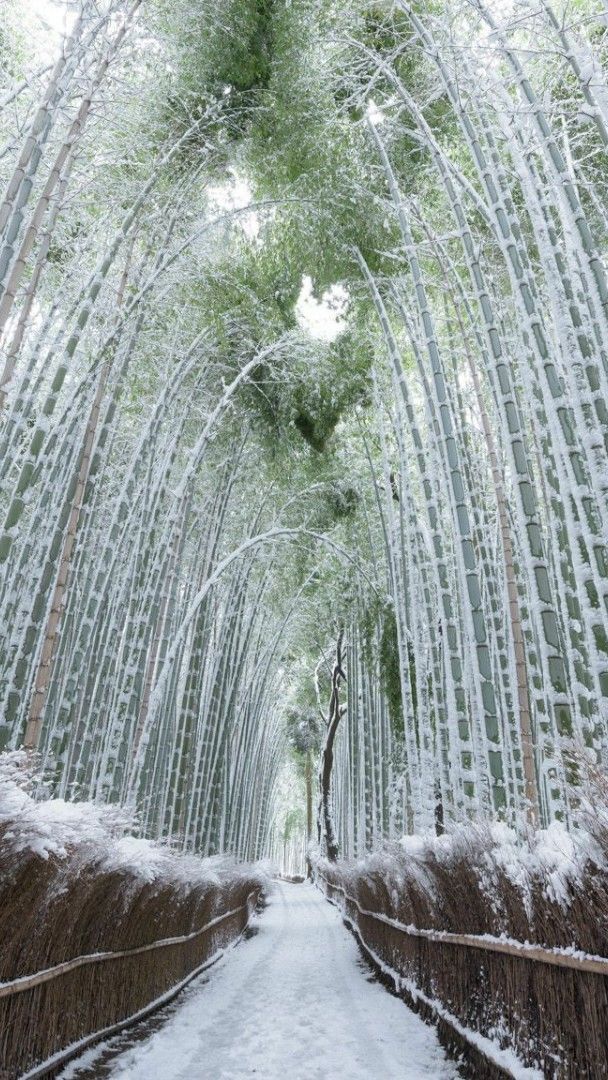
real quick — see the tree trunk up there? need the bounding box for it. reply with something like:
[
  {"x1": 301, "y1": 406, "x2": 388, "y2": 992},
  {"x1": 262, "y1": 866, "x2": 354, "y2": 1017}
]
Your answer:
[
  {"x1": 305, "y1": 749, "x2": 313, "y2": 877},
  {"x1": 318, "y1": 632, "x2": 346, "y2": 862}
]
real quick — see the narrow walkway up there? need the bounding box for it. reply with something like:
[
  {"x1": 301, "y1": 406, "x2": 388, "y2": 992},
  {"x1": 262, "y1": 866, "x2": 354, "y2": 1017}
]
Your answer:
[{"x1": 67, "y1": 883, "x2": 456, "y2": 1079}]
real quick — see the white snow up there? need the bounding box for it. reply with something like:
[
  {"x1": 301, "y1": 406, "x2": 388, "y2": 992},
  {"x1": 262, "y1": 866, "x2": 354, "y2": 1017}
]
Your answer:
[
  {"x1": 394, "y1": 820, "x2": 596, "y2": 912},
  {"x1": 348, "y1": 935, "x2": 543, "y2": 1080},
  {"x1": 0, "y1": 751, "x2": 266, "y2": 892},
  {"x1": 64, "y1": 882, "x2": 456, "y2": 1080},
  {"x1": 0, "y1": 752, "x2": 126, "y2": 861}
]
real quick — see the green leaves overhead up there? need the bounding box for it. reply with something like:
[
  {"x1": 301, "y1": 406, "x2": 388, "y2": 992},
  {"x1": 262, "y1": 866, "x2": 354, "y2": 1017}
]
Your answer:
[{"x1": 4, "y1": 0, "x2": 608, "y2": 864}]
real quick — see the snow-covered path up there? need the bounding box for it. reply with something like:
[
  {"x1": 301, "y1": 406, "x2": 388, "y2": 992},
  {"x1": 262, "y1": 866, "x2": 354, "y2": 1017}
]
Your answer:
[{"x1": 77, "y1": 881, "x2": 456, "y2": 1079}]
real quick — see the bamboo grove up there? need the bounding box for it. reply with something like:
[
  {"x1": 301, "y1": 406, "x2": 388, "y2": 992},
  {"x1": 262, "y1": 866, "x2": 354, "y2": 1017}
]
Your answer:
[{"x1": 1, "y1": 0, "x2": 608, "y2": 863}]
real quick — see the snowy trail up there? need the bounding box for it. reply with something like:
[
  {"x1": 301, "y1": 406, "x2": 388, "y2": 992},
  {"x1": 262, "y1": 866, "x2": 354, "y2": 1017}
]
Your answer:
[{"x1": 70, "y1": 881, "x2": 456, "y2": 1080}]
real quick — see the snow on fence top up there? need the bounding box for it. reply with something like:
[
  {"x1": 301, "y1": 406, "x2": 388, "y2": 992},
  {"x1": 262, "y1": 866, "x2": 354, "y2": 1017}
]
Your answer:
[
  {"x1": 0, "y1": 751, "x2": 270, "y2": 891},
  {"x1": 318, "y1": 814, "x2": 606, "y2": 921}
]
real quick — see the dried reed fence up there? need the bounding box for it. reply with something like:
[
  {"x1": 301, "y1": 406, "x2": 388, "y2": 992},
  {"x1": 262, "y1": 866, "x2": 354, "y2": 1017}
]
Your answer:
[
  {"x1": 316, "y1": 826, "x2": 608, "y2": 1079},
  {"x1": 0, "y1": 821, "x2": 265, "y2": 1080}
]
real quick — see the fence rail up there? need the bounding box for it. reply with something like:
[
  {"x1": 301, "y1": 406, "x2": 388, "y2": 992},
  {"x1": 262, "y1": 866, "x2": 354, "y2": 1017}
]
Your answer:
[
  {"x1": 317, "y1": 871, "x2": 608, "y2": 976},
  {"x1": 317, "y1": 869, "x2": 608, "y2": 1078},
  {"x1": 20, "y1": 947, "x2": 228, "y2": 1080},
  {"x1": 0, "y1": 897, "x2": 255, "y2": 1001},
  {"x1": 0, "y1": 885, "x2": 261, "y2": 1080}
]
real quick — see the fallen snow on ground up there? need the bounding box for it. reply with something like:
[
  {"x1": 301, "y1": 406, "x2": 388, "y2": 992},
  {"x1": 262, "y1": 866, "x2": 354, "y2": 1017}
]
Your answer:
[{"x1": 67, "y1": 882, "x2": 456, "y2": 1080}]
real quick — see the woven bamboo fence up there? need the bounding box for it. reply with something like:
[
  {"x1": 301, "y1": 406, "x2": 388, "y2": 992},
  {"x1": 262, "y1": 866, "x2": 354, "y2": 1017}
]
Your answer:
[
  {"x1": 0, "y1": 832, "x2": 264, "y2": 1080},
  {"x1": 317, "y1": 868, "x2": 608, "y2": 1078}
]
